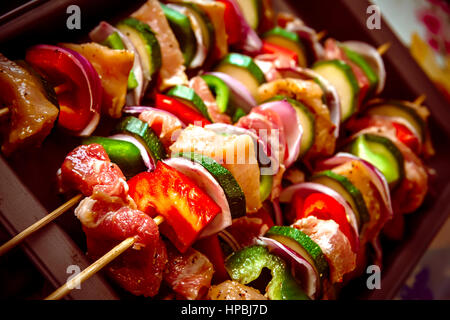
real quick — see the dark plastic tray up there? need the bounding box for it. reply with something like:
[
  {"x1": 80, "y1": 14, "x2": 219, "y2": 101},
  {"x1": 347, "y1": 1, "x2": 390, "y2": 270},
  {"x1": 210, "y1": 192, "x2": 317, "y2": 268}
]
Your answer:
[{"x1": 0, "y1": 0, "x2": 449, "y2": 300}]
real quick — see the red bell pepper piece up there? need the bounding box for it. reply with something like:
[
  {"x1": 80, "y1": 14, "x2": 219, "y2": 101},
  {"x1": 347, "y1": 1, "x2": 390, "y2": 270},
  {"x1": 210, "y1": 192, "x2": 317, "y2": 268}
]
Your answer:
[
  {"x1": 217, "y1": 0, "x2": 242, "y2": 45},
  {"x1": 128, "y1": 161, "x2": 220, "y2": 253},
  {"x1": 25, "y1": 45, "x2": 100, "y2": 132},
  {"x1": 297, "y1": 193, "x2": 359, "y2": 253},
  {"x1": 261, "y1": 40, "x2": 299, "y2": 64},
  {"x1": 392, "y1": 122, "x2": 420, "y2": 154},
  {"x1": 194, "y1": 235, "x2": 229, "y2": 284},
  {"x1": 155, "y1": 94, "x2": 211, "y2": 127}
]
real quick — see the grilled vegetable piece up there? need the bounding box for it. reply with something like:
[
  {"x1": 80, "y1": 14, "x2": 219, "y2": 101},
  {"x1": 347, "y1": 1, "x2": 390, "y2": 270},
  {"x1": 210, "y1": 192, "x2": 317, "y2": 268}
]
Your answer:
[
  {"x1": 173, "y1": 152, "x2": 246, "y2": 219},
  {"x1": 262, "y1": 27, "x2": 307, "y2": 67},
  {"x1": 225, "y1": 245, "x2": 309, "y2": 300},
  {"x1": 312, "y1": 59, "x2": 360, "y2": 122},
  {"x1": 311, "y1": 170, "x2": 370, "y2": 229},
  {"x1": 215, "y1": 53, "x2": 266, "y2": 98},
  {"x1": 128, "y1": 161, "x2": 221, "y2": 253},
  {"x1": 115, "y1": 116, "x2": 166, "y2": 162},
  {"x1": 155, "y1": 94, "x2": 211, "y2": 126},
  {"x1": 167, "y1": 85, "x2": 212, "y2": 121},
  {"x1": 131, "y1": 0, "x2": 188, "y2": 90},
  {"x1": 235, "y1": 0, "x2": 261, "y2": 30},
  {"x1": 61, "y1": 42, "x2": 134, "y2": 118},
  {"x1": 0, "y1": 54, "x2": 59, "y2": 156},
  {"x1": 116, "y1": 18, "x2": 161, "y2": 85}
]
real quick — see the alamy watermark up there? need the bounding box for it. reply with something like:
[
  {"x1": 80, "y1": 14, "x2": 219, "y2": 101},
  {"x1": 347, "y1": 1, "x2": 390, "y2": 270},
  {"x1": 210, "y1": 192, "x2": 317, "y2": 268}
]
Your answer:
[
  {"x1": 366, "y1": 5, "x2": 381, "y2": 30},
  {"x1": 66, "y1": 5, "x2": 81, "y2": 30}
]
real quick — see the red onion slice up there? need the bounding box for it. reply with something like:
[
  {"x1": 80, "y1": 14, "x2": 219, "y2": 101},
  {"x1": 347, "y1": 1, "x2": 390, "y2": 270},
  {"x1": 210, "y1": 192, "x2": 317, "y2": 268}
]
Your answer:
[
  {"x1": 279, "y1": 182, "x2": 359, "y2": 238},
  {"x1": 258, "y1": 236, "x2": 319, "y2": 299},
  {"x1": 316, "y1": 152, "x2": 393, "y2": 221},
  {"x1": 276, "y1": 67, "x2": 341, "y2": 138},
  {"x1": 204, "y1": 72, "x2": 256, "y2": 113},
  {"x1": 89, "y1": 21, "x2": 146, "y2": 105},
  {"x1": 226, "y1": 0, "x2": 262, "y2": 54},
  {"x1": 163, "y1": 157, "x2": 232, "y2": 238},
  {"x1": 342, "y1": 41, "x2": 386, "y2": 94},
  {"x1": 259, "y1": 100, "x2": 303, "y2": 168},
  {"x1": 109, "y1": 134, "x2": 155, "y2": 171},
  {"x1": 29, "y1": 45, "x2": 102, "y2": 136},
  {"x1": 284, "y1": 22, "x2": 325, "y2": 61}
]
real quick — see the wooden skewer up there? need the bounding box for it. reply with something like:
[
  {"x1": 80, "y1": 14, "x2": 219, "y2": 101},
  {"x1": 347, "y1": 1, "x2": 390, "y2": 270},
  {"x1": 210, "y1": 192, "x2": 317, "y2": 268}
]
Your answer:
[
  {"x1": 0, "y1": 194, "x2": 83, "y2": 257},
  {"x1": 316, "y1": 30, "x2": 327, "y2": 41},
  {"x1": 413, "y1": 94, "x2": 426, "y2": 106},
  {"x1": 45, "y1": 215, "x2": 165, "y2": 300},
  {"x1": 377, "y1": 42, "x2": 391, "y2": 56},
  {"x1": 0, "y1": 107, "x2": 9, "y2": 118}
]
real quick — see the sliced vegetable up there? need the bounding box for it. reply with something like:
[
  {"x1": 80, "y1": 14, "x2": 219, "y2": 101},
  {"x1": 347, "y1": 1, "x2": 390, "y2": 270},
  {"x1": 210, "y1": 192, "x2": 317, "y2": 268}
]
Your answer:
[
  {"x1": 312, "y1": 59, "x2": 359, "y2": 122},
  {"x1": 116, "y1": 18, "x2": 162, "y2": 83},
  {"x1": 25, "y1": 44, "x2": 101, "y2": 135},
  {"x1": 259, "y1": 100, "x2": 303, "y2": 168},
  {"x1": 232, "y1": 108, "x2": 247, "y2": 123},
  {"x1": 128, "y1": 161, "x2": 221, "y2": 252},
  {"x1": 172, "y1": 152, "x2": 246, "y2": 219},
  {"x1": 341, "y1": 46, "x2": 378, "y2": 97},
  {"x1": 267, "y1": 95, "x2": 315, "y2": 158},
  {"x1": 214, "y1": 53, "x2": 265, "y2": 99},
  {"x1": 311, "y1": 170, "x2": 370, "y2": 229},
  {"x1": 345, "y1": 133, "x2": 405, "y2": 187},
  {"x1": 266, "y1": 226, "x2": 329, "y2": 282},
  {"x1": 81, "y1": 136, "x2": 146, "y2": 178},
  {"x1": 259, "y1": 174, "x2": 273, "y2": 202},
  {"x1": 205, "y1": 71, "x2": 256, "y2": 113},
  {"x1": 200, "y1": 74, "x2": 230, "y2": 114},
  {"x1": 261, "y1": 40, "x2": 299, "y2": 64},
  {"x1": 155, "y1": 93, "x2": 211, "y2": 126},
  {"x1": 279, "y1": 182, "x2": 359, "y2": 239},
  {"x1": 262, "y1": 27, "x2": 307, "y2": 67},
  {"x1": 295, "y1": 193, "x2": 358, "y2": 253},
  {"x1": 161, "y1": 3, "x2": 197, "y2": 67},
  {"x1": 167, "y1": 85, "x2": 212, "y2": 122},
  {"x1": 89, "y1": 21, "x2": 145, "y2": 105},
  {"x1": 342, "y1": 41, "x2": 386, "y2": 94},
  {"x1": 235, "y1": 0, "x2": 261, "y2": 30},
  {"x1": 225, "y1": 245, "x2": 309, "y2": 300},
  {"x1": 217, "y1": 0, "x2": 242, "y2": 45},
  {"x1": 164, "y1": 157, "x2": 232, "y2": 237},
  {"x1": 114, "y1": 116, "x2": 166, "y2": 162},
  {"x1": 258, "y1": 236, "x2": 318, "y2": 299},
  {"x1": 108, "y1": 133, "x2": 154, "y2": 172},
  {"x1": 364, "y1": 101, "x2": 426, "y2": 142}
]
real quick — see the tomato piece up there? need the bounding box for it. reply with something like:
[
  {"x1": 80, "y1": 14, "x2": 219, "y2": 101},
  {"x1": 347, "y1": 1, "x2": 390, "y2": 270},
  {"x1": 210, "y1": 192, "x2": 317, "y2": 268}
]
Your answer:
[
  {"x1": 194, "y1": 235, "x2": 229, "y2": 284},
  {"x1": 392, "y1": 122, "x2": 420, "y2": 154},
  {"x1": 25, "y1": 45, "x2": 100, "y2": 132},
  {"x1": 261, "y1": 40, "x2": 299, "y2": 64},
  {"x1": 128, "y1": 161, "x2": 220, "y2": 253},
  {"x1": 299, "y1": 193, "x2": 358, "y2": 253},
  {"x1": 217, "y1": 0, "x2": 242, "y2": 45},
  {"x1": 155, "y1": 94, "x2": 211, "y2": 127}
]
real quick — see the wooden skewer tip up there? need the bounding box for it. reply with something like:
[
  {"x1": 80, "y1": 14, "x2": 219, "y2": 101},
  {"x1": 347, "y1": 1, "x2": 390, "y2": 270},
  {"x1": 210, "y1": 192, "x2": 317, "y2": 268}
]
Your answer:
[{"x1": 377, "y1": 42, "x2": 391, "y2": 56}]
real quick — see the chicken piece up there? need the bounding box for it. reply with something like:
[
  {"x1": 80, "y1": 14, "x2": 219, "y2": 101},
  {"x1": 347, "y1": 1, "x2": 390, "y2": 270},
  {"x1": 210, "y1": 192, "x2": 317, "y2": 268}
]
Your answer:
[
  {"x1": 0, "y1": 54, "x2": 59, "y2": 156},
  {"x1": 189, "y1": 76, "x2": 231, "y2": 124},
  {"x1": 170, "y1": 125, "x2": 262, "y2": 213},
  {"x1": 58, "y1": 144, "x2": 129, "y2": 201},
  {"x1": 75, "y1": 192, "x2": 167, "y2": 297},
  {"x1": 132, "y1": 0, "x2": 188, "y2": 91},
  {"x1": 61, "y1": 42, "x2": 134, "y2": 118},
  {"x1": 139, "y1": 109, "x2": 184, "y2": 148},
  {"x1": 207, "y1": 280, "x2": 267, "y2": 300},
  {"x1": 292, "y1": 216, "x2": 356, "y2": 284},
  {"x1": 258, "y1": 78, "x2": 336, "y2": 164},
  {"x1": 164, "y1": 243, "x2": 214, "y2": 300}
]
